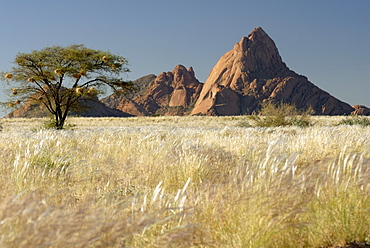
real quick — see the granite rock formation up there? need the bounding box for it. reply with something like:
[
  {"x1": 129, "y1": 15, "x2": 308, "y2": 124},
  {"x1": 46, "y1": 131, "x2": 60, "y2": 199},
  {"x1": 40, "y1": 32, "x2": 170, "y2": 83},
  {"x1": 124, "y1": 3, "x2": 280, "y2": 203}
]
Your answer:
[
  {"x1": 105, "y1": 65, "x2": 203, "y2": 116},
  {"x1": 191, "y1": 27, "x2": 355, "y2": 116}
]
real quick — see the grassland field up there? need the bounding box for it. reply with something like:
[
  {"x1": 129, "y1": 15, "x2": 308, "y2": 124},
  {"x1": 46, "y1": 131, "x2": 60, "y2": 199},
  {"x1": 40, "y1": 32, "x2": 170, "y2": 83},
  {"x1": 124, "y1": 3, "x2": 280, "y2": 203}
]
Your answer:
[{"x1": 0, "y1": 116, "x2": 369, "y2": 247}]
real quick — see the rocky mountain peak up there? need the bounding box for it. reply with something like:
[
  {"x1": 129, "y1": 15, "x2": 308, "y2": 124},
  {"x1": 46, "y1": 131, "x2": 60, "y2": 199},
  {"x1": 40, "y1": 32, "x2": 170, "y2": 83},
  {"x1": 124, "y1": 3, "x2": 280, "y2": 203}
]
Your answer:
[
  {"x1": 173, "y1": 64, "x2": 188, "y2": 73},
  {"x1": 236, "y1": 27, "x2": 270, "y2": 50},
  {"x1": 191, "y1": 27, "x2": 354, "y2": 116},
  {"x1": 235, "y1": 27, "x2": 288, "y2": 78},
  {"x1": 171, "y1": 64, "x2": 199, "y2": 88},
  {"x1": 247, "y1": 27, "x2": 269, "y2": 41}
]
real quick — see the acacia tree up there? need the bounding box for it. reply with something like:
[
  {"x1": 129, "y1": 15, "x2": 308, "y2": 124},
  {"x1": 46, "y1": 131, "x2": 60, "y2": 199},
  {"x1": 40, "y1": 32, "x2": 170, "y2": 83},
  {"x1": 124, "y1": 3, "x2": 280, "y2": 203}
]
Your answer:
[{"x1": 1, "y1": 44, "x2": 134, "y2": 129}]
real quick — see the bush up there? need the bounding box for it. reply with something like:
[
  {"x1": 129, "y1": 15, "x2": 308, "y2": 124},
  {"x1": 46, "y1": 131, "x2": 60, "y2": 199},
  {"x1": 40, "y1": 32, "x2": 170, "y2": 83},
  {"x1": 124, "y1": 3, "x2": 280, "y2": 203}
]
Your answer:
[
  {"x1": 35, "y1": 117, "x2": 76, "y2": 130},
  {"x1": 236, "y1": 121, "x2": 252, "y2": 128},
  {"x1": 42, "y1": 118, "x2": 59, "y2": 129},
  {"x1": 249, "y1": 102, "x2": 313, "y2": 127},
  {"x1": 337, "y1": 116, "x2": 370, "y2": 126}
]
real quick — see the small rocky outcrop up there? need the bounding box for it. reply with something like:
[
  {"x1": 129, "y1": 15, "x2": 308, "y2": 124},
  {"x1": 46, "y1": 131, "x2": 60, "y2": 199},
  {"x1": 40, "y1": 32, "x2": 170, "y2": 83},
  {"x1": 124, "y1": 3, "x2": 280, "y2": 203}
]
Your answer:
[
  {"x1": 191, "y1": 27, "x2": 355, "y2": 116},
  {"x1": 351, "y1": 105, "x2": 370, "y2": 116}
]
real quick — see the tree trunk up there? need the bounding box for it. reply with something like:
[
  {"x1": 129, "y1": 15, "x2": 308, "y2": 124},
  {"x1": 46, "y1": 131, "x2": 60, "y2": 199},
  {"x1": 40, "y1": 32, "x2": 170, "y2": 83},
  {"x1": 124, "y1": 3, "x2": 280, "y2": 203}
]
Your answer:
[
  {"x1": 55, "y1": 105, "x2": 65, "y2": 129},
  {"x1": 57, "y1": 117, "x2": 66, "y2": 129}
]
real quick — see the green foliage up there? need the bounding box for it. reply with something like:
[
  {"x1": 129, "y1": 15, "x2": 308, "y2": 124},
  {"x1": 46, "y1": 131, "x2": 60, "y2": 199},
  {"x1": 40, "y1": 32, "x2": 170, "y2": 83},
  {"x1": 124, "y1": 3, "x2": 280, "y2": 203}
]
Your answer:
[
  {"x1": 249, "y1": 102, "x2": 313, "y2": 127},
  {"x1": 42, "y1": 118, "x2": 58, "y2": 130},
  {"x1": 1, "y1": 44, "x2": 133, "y2": 129},
  {"x1": 30, "y1": 153, "x2": 71, "y2": 176},
  {"x1": 337, "y1": 116, "x2": 370, "y2": 126},
  {"x1": 40, "y1": 118, "x2": 76, "y2": 130},
  {"x1": 236, "y1": 120, "x2": 252, "y2": 127}
]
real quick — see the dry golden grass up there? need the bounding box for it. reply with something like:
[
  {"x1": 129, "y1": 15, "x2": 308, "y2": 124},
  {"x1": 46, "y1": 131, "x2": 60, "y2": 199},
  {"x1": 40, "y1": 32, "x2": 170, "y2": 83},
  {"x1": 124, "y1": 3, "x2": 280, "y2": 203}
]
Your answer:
[{"x1": 0, "y1": 116, "x2": 369, "y2": 247}]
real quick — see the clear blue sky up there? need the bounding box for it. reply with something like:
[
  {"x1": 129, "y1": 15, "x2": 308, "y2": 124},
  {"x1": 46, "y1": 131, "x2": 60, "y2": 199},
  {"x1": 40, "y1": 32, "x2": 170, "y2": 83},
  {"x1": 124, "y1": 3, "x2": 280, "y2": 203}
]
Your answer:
[{"x1": 1, "y1": 0, "x2": 369, "y2": 117}]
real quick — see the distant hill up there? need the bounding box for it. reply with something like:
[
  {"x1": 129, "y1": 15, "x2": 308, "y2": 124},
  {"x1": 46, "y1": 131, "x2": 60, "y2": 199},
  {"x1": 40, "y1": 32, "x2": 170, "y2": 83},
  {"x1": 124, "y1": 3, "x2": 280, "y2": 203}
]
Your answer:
[
  {"x1": 5, "y1": 95, "x2": 132, "y2": 118},
  {"x1": 101, "y1": 74, "x2": 157, "y2": 109}
]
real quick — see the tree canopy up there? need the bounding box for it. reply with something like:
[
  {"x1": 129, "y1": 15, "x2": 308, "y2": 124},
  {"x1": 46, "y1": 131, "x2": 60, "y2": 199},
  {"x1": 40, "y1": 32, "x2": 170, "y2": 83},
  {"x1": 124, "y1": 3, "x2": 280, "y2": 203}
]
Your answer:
[{"x1": 1, "y1": 44, "x2": 134, "y2": 129}]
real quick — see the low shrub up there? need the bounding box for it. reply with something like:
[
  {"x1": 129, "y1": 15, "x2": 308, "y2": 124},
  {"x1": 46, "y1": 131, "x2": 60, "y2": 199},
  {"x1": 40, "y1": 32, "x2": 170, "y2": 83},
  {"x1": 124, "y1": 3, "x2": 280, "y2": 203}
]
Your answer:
[
  {"x1": 39, "y1": 117, "x2": 76, "y2": 130},
  {"x1": 236, "y1": 120, "x2": 252, "y2": 127},
  {"x1": 337, "y1": 116, "x2": 370, "y2": 126},
  {"x1": 249, "y1": 102, "x2": 313, "y2": 127}
]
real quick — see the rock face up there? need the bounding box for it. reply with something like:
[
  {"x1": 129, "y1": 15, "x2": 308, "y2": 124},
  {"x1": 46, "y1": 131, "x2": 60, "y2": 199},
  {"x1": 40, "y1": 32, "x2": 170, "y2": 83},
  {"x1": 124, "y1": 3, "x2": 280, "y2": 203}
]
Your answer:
[
  {"x1": 105, "y1": 65, "x2": 203, "y2": 116},
  {"x1": 116, "y1": 98, "x2": 149, "y2": 116},
  {"x1": 191, "y1": 27, "x2": 355, "y2": 116}
]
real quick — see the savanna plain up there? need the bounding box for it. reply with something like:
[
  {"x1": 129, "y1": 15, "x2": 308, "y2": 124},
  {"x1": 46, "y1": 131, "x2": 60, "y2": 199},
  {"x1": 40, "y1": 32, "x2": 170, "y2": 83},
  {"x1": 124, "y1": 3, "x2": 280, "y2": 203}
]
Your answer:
[{"x1": 0, "y1": 116, "x2": 369, "y2": 248}]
